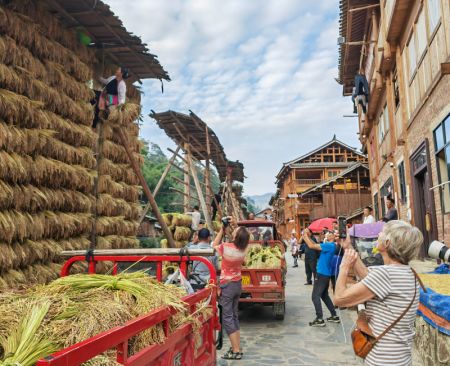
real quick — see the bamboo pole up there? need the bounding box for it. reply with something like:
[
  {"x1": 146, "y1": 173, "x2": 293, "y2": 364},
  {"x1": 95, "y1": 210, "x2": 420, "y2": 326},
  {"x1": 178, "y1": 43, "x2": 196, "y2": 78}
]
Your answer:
[
  {"x1": 138, "y1": 146, "x2": 181, "y2": 224},
  {"x1": 115, "y1": 127, "x2": 176, "y2": 248},
  {"x1": 183, "y1": 142, "x2": 191, "y2": 212},
  {"x1": 61, "y1": 248, "x2": 216, "y2": 257},
  {"x1": 186, "y1": 148, "x2": 214, "y2": 235}
]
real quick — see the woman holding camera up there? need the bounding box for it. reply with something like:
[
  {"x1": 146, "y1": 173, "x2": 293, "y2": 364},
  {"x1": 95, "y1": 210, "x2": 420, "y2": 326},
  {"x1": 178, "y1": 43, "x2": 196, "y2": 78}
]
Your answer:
[
  {"x1": 213, "y1": 217, "x2": 250, "y2": 360},
  {"x1": 334, "y1": 220, "x2": 423, "y2": 366}
]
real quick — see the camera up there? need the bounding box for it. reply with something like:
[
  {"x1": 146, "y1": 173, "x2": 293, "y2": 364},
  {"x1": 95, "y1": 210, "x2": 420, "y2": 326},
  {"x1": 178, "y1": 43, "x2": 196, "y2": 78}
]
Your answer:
[
  {"x1": 338, "y1": 216, "x2": 347, "y2": 239},
  {"x1": 428, "y1": 241, "x2": 450, "y2": 262},
  {"x1": 221, "y1": 217, "x2": 230, "y2": 228}
]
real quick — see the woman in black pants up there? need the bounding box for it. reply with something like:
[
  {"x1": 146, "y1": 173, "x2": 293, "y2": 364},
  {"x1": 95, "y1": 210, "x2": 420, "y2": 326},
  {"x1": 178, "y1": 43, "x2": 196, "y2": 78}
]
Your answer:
[{"x1": 302, "y1": 230, "x2": 340, "y2": 327}]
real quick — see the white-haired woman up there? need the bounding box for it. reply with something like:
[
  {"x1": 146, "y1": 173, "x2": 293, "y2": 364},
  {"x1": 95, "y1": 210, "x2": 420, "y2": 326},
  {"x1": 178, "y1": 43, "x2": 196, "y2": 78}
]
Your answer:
[{"x1": 334, "y1": 220, "x2": 423, "y2": 366}]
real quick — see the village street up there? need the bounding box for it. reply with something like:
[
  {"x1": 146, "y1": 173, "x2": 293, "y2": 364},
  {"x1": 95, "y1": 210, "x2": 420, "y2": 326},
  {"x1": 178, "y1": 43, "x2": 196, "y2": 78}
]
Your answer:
[{"x1": 219, "y1": 255, "x2": 362, "y2": 366}]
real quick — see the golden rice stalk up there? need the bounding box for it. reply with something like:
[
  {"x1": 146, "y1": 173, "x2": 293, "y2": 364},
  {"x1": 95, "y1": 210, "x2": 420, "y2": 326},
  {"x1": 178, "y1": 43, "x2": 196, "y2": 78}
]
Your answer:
[
  {"x1": 102, "y1": 140, "x2": 143, "y2": 165},
  {"x1": 244, "y1": 245, "x2": 282, "y2": 269},
  {"x1": 97, "y1": 235, "x2": 139, "y2": 250},
  {"x1": 0, "y1": 121, "x2": 95, "y2": 168},
  {"x1": 0, "y1": 7, "x2": 91, "y2": 82},
  {"x1": 106, "y1": 103, "x2": 141, "y2": 126},
  {"x1": 97, "y1": 175, "x2": 140, "y2": 203},
  {"x1": 0, "y1": 301, "x2": 57, "y2": 366},
  {"x1": 96, "y1": 216, "x2": 138, "y2": 237},
  {"x1": 162, "y1": 214, "x2": 173, "y2": 226},
  {"x1": 103, "y1": 123, "x2": 140, "y2": 144},
  {"x1": 98, "y1": 158, "x2": 139, "y2": 186},
  {"x1": 174, "y1": 227, "x2": 191, "y2": 241},
  {"x1": 171, "y1": 214, "x2": 193, "y2": 228},
  {"x1": 160, "y1": 239, "x2": 168, "y2": 248},
  {"x1": 0, "y1": 181, "x2": 93, "y2": 213},
  {"x1": 96, "y1": 194, "x2": 140, "y2": 221}
]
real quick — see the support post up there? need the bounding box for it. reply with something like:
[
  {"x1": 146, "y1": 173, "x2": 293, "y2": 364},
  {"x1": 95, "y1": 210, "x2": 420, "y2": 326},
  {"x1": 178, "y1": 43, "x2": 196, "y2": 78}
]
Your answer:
[
  {"x1": 186, "y1": 150, "x2": 214, "y2": 235},
  {"x1": 138, "y1": 146, "x2": 181, "y2": 224},
  {"x1": 184, "y1": 142, "x2": 191, "y2": 212},
  {"x1": 357, "y1": 169, "x2": 362, "y2": 208},
  {"x1": 115, "y1": 127, "x2": 176, "y2": 248},
  {"x1": 205, "y1": 125, "x2": 212, "y2": 216}
]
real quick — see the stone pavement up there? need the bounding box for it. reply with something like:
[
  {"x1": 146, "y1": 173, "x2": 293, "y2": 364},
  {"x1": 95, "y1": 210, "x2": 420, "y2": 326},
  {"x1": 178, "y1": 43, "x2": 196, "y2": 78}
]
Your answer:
[{"x1": 218, "y1": 255, "x2": 363, "y2": 366}]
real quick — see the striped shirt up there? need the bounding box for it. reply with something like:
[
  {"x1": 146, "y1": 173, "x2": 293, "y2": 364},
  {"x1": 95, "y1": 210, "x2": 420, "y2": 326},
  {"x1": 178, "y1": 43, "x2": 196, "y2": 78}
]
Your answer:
[{"x1": 361, "y1": 265, "x2": 419, "y2": 366}]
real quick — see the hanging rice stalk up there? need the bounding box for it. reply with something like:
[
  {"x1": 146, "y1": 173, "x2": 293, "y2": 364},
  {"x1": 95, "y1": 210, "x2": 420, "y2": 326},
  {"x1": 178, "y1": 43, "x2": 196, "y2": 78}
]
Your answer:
[
  {"x1": 171, "y1": 214, "x2": 193, "y2": 228},
  {"x1": 107, "y1": 103, "x2": 141, "y2": 126},
  {"x1": 174, "y1": 227, "x2": 192, "y2": 241}
]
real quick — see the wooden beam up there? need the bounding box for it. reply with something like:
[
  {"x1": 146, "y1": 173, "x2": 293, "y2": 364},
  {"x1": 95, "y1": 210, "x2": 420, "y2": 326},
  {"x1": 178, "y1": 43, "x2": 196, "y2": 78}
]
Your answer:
[
  {"x1": 61, "y1": 248, "x2": 216, "y2": 257},
  {"x1": 169, "y1": 187, "x2": 200, "y2": 202},
  {"x1": 349, "y1": 4, "x2": 380, "y2": 12},
  {"x1": 137, "y1": 146, "x2": 180, "y2": 224},
  {"x1": 183, "y1": 142, "x2": 191, "y2": 212},
  {"x1": 186, "y1": 150, "x2": 214, "y2": 235},
  {"x1": 115, "y1": 127, "x2": 176, "y2": 248}
]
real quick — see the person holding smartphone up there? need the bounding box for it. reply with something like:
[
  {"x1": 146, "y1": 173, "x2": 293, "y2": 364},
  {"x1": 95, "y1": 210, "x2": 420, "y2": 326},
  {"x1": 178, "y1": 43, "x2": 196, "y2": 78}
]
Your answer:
[{"x1": 213, "y1": 217, "x2": 250, "y2": 360}]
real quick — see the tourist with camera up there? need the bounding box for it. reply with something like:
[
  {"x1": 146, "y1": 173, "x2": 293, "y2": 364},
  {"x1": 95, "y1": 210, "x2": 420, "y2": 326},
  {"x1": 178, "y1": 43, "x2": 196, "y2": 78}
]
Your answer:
[
  {"x1": 213, "y1": 216, "x2": 250, "y2": 360},
  {"x1": 334, "y1": 220, "x2": 423, "y2": 365}
]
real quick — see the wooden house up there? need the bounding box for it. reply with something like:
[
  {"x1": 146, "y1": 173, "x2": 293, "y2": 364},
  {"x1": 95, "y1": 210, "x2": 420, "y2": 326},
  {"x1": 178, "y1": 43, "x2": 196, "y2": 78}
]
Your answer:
[
  {"x1": 338, "y1": 0, "x2": 450, "y2": 256},
  {"x1": 273, "y1": 136, "x2": 369, "y2": 238}
]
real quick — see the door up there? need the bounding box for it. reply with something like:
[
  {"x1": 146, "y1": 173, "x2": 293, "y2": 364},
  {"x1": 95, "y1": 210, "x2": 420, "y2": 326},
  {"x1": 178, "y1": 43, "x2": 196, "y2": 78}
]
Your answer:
[{"x1": 410, "y1": 140, "x2": 438, "y2": 258}]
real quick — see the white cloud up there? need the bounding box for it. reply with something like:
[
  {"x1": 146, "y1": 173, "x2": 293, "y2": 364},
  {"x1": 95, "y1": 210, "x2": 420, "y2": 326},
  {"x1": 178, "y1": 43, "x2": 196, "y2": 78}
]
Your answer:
[{"x1": 104, "y1": 0, "x2": 358, "y2": 196}]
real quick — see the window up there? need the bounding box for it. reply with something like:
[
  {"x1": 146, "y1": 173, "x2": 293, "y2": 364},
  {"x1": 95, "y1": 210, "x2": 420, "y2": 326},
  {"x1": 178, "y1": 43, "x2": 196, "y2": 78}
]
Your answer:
[
  {"x1": 408, "y1": 36, "x2": 417, "y2": 78},
  {"x1": 398, "y1": 161, "x2": 407, "y2": 204},
  {"x1": 416, "y1": 10, "x2": 427, "y2": 57},
  {"x1": 433, "y1": 115, "x2": 450, "y2": 213},
  {"x1": 380, "y1": 177, "x2": 394, "y2": 218},
  {"x1": 327, "y1": 170, "x2": 339, "y2": 178},
  {"x1": 428, "y1": 0, "x2": 441, "y2": 33},
  {"x1": 378, "y1": 105, "x2": 389, "y2": 143}
]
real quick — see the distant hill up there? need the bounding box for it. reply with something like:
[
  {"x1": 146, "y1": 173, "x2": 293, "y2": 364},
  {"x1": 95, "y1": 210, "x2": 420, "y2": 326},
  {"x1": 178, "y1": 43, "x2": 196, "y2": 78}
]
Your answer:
[{"x1": 246, "y1": 192, "x2": 274, "y2": 211}]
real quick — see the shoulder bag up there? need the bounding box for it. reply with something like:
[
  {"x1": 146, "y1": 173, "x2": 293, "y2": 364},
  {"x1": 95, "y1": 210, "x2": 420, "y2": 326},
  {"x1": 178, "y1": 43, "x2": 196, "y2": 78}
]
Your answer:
[{"x1": 351, "y1": 268, "x2": 426, "y2": 359}]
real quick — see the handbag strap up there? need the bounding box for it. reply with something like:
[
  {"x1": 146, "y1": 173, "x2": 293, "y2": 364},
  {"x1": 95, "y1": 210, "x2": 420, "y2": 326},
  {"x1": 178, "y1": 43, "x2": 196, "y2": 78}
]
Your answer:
[{"x1": 373, "y1": 268, "x2": 425, "y2": 343}]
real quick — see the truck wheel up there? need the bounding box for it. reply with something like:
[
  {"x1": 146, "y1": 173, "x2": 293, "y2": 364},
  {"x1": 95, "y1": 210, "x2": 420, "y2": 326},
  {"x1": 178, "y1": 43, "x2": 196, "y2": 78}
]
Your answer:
[{"x1": 273, "y1": 302, "x2": 285, "y2": 320}]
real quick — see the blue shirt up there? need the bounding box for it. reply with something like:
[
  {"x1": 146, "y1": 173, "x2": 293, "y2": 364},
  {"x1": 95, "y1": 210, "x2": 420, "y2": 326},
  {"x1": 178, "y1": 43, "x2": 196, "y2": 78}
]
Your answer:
[
  {"x1": 316, "y1": 242, "x2": 336, "y2": 276},
  {"x1": 187, "y1": 242, "x2": 218, "y2": 284}
]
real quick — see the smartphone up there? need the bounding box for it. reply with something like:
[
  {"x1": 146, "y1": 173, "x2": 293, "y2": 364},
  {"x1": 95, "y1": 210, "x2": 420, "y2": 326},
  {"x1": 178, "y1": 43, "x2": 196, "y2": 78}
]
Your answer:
[{"x1": 338, "y1": 216, "x2": 347, "y2": 239}]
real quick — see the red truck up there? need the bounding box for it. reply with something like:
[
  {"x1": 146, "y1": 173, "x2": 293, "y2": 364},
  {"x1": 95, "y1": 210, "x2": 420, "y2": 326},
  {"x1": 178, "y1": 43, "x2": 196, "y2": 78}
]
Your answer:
[
  {"x1": 36, "y1": 251, "x2": 219, "y2": 366},
  {"x1": 238, "y1": 220, "x2": 286, "y2": 320}
]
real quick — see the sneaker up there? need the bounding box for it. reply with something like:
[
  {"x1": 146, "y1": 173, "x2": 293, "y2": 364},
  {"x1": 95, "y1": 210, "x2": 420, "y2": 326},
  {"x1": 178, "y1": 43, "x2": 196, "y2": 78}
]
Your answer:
[
  {"x1": 326, "y1": 316, "x2": 340, "y2": 323},
  {"x1": 304, "y1": 282, "x2": 312, "y2": 285},
  {"x1": 292, "y1": 265, "x2": 298, "y2": 268},
  {"x1": 309, "y1": 318, "x2": 325, "y2": 327}
]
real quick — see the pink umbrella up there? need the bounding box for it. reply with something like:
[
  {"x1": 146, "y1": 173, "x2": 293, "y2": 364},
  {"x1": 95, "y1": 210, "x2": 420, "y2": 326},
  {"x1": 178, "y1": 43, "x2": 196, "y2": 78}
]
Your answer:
[{"x1": 308, "y1": 218, "x2": 337, "y2": 233}]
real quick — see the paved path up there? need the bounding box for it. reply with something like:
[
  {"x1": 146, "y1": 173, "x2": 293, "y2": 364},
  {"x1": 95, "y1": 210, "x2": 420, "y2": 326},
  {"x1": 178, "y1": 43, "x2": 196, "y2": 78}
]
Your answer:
[{"x1": 218, "y1": 255, "x2": 363, "y2": 366}]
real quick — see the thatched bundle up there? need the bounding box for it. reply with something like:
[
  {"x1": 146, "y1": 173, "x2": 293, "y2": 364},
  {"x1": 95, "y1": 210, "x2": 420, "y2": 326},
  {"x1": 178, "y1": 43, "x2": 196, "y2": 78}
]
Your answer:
[
  {"x1": 174, "y1": 227, "x2": 191, "y2": 241},
  {"x1": 171, "y1": 214, "x2": 193, "y2": 228},
  {"x1": 0, "y1": 2, "x2": 144, "y2": 288},
  {"x1": 0, "y1": 273, "x2": 208, "y2": 365}
]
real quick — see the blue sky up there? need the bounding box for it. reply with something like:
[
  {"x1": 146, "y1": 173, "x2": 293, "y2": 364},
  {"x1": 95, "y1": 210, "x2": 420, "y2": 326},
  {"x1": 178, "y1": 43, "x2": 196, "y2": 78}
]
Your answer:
[{"x1": 105, "y1": 0, "x2": 359, "y2": 195}]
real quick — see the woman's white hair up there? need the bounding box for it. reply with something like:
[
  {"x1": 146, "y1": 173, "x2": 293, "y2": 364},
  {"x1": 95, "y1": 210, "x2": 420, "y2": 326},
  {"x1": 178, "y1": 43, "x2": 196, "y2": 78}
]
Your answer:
[{"x1": 383, "y1": 220, "x2": 423, "y2": 264}]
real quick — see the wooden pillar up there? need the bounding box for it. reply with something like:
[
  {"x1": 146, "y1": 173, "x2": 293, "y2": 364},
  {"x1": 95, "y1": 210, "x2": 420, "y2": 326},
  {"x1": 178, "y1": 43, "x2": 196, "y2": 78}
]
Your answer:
[
  {"x1": 186, "y1": 151, "x2": 214, "y2": 235},
  {"x1": 205, "y1": 125, "x2": 212, "y2": 214},
  {"x1": 183, "y1": 142, "x2": 191, "y2": 212},
  {"x1": 357, "y1": 169, "x2": 362, "y2": 208}
]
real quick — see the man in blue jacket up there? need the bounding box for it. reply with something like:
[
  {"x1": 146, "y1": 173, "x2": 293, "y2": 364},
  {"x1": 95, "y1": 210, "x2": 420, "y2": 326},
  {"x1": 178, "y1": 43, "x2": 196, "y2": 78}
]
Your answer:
[{"x1": 302, "y1": 230, "x2": 340, "y2": 327}]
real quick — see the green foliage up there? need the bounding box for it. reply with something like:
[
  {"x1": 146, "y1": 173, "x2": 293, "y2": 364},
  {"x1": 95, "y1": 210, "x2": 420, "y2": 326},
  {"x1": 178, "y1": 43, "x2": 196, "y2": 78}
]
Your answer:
[
  {"x1": 139, "y1": 140, "x2": 221, "y2": 213},
  {"x1": 138, "y1": 237, "x2": 162, "y2": 249},
  {"x1": 246, "y1": 197, "x2": 258, "y2": 214}
]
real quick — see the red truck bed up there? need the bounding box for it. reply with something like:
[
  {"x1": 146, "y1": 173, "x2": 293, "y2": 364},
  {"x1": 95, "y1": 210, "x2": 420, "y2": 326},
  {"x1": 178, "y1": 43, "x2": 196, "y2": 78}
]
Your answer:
[{"x1": 36, "y1": 254, "x2": 219, "y2": 366}]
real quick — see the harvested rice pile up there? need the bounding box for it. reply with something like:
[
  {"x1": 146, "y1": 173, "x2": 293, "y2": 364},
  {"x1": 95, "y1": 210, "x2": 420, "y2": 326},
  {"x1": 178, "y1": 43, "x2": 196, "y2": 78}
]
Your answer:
[
  {"x1": 418, "y1": 274, "x2": 450, "y2": 295},
  {"x1": 0, "y1": 2, "x2": 142, "y2": 288},
  {"x1": 160, "y1": 213, "x2": 222, "y2": 248},
  {"x1": 244, "y1": 245, "x2": 283, "y2": 269},
  {"x1": 0, "y1": 272, "x2": 199, "y2": 366}
]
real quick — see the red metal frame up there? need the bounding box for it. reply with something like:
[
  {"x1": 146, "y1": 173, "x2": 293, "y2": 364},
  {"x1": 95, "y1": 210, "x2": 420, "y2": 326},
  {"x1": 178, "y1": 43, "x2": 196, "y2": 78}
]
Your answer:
[{"x1": 37, "y1": 255, "x2": 219, "y2": 366}]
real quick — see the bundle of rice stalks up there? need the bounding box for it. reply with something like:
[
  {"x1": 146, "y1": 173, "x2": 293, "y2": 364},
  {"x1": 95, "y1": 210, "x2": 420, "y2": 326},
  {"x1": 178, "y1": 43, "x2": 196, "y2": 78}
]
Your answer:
[
  {"x1": 97, "y1": 236, "x2": 139, "y2": 250},
  {"x1": 159, "y1": 239, "x2": 187, "y2": 249},
  {"x1": 244, "y1": 245, "x2": 282, "y2": 269},
  {"x1": 0, "y1": 7, "x2": 91, "y2": 82},
  {"x1": 97, "y1": 176, "x2": 140, "y2": 202},
  {"x1": 96, "y1": 216, "x2": 138, "y2": 237},
  {"x1": 98, "y1": 159, "x2": 139, "y2": 186},
  {"x1": 106, "y1": 103, "x2": 141, "y2": 126},
  {"x1": 102, "y1": 140, "x2": 142, "y2": 165},
  {"x1": 0, "y1": 301, "x2": 58, "y2": 366},
  {"x1": 418, "y1": 274, "x2": 450, "y2": 295},
  {"x1": 162, "y1": 213, "x2": 173, "y2": 226},
  {"x1": 0, "y1": 122, "x2": 95, "y2": 168},
  {"x1": 171, "y1": 214, "x2": 192, "y2": 228},
  {"x1": 174, "y1": 227, "x2": 191, "y2": 241},
  {"x1": 0, "y1": 181, "x2": 94, "y2": 213},
  {"x1": 102, "y1": 123, "x2": 140, "y2": 147},
  {"x1": 160, "y1": 238, "x2": 168, "y2": 248}
]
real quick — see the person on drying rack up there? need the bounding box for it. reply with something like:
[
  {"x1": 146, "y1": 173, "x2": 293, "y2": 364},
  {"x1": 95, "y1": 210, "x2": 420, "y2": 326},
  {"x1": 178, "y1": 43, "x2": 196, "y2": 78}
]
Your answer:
[{"x1": 98, "y1": 66, "x2": 129, "y2": 110}]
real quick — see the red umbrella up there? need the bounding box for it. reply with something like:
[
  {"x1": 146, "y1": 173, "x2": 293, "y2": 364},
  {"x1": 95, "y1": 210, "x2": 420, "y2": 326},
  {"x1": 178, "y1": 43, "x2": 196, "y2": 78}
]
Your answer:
[{"x1": 308, "y1": 218, "x2": 337, "y2": 233}]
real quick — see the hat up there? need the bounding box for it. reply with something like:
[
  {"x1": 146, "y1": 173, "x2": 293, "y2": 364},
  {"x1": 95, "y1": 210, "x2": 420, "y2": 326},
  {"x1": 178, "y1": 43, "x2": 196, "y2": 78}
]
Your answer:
[{"x1": 198, "y1": 228, "x2": 211, "y2": 239}]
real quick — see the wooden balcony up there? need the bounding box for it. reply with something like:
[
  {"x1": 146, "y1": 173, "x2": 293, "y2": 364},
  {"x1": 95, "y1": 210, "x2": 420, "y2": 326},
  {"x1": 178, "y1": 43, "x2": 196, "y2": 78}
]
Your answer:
[{"x1": 309, "y1": 192, "x2": 371, "y2": 221}]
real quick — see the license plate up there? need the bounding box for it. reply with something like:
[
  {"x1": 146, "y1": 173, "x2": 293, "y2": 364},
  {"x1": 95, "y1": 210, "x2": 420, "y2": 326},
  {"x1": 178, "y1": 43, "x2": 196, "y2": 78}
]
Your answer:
[{"x1": 241, "y1": 275, "x2": 251, "y2": 285}]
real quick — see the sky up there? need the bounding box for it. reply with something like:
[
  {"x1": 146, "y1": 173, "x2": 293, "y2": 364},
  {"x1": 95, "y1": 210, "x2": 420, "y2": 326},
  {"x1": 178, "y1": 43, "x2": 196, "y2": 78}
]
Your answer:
[{"x1": 104, "y1": 0, "x2": 359, "y2": 196}]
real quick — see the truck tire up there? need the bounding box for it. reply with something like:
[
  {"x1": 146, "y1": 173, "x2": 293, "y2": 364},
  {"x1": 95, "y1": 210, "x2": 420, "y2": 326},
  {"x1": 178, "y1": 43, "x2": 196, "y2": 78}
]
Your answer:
[{"x1": 273, "y1": 302, "x2": 285, "y2": 320}]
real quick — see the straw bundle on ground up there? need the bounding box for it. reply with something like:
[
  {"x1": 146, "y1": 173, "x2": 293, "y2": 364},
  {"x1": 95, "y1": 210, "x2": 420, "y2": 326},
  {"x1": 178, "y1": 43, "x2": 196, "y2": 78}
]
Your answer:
[
  {"x1": 174, "y1": 227, "x2": 192, "y2": 241},
  {"x1": 0, "y1": 273, "x2": 207, "y2": 365}
]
